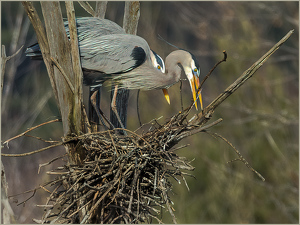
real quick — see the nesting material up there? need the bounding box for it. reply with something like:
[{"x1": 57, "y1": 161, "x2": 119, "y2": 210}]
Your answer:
[{"x1": 40, "y1": 108, "x2": 197, "y2": 224}]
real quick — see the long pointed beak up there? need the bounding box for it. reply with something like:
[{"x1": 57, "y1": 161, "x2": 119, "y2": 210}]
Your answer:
[
  {"x1": 189, "y1": 75, "x2": 203, "y2": 110},
  {"x1": 162, "y1": 88, "x2": 170, "y2": 104},
  {"x1": 190, "y1": 77, "x2": 198, "y2": 110},
  {"x1": 194, "y1": 75, "x2": 203, "y2": 110}
]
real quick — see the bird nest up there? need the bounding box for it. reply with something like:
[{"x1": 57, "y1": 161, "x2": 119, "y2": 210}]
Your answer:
[{"x1": 39, "y1": 108, "x2": 199, "y2": 224}]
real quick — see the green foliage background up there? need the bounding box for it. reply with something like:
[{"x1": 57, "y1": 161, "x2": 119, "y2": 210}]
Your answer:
[{"x1": 1, "y1": 1, "x2": 298, "y2": 223}]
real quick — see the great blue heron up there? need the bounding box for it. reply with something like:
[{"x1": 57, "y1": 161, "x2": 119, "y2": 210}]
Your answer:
[
  {"x1": 25, "y1": 17, "x2": 202, "y2": 131},
  {"x1": 25, "y1": 17, "x2": 166, "y2": 130}
]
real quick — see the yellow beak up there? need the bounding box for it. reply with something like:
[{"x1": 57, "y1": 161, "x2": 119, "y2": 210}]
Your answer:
[
  {"x1": 162, "y1": 88, "x2": 170, "y2": 104},
  {"x1": 189, "y1": 75, "x2": 203, "y2": 110},
  {"x1": 195, "y1": 75, "x2": 203, "y2": 110}
]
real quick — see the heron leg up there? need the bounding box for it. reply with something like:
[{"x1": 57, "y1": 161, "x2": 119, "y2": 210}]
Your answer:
[
  {"x1": 90, "y1": 90, "x2": 115, "y2": 130},
  {"x1": 111, "y1": 85, "x2": 127, "y2": 135}
]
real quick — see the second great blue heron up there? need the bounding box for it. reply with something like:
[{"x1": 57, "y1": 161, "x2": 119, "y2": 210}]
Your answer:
[
  {"x1": 77, "y1": 33, "x2": 202, "y2": 118},
  {"x1": 25, "y1": 18, "x2": 202, "y2": 130},
  {"x1": 25, "y1": 17, "x2": 166, "y2": 129}
]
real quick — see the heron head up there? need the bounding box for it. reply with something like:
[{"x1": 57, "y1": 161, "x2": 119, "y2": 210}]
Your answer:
[
  {"x1": 150, "y1": 50, "x2": 165, "y2": 73},
  {"x1": 150, "y1": 50, "x2": 171, "y2": 104},
  {"x1": 183, "y1": 52, "x2": 203, "y2": 110}
]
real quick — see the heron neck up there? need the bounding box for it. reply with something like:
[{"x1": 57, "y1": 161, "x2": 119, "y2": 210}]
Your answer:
[{"x1": 165, "y1": 50, "x2": 187, "y2": 85}]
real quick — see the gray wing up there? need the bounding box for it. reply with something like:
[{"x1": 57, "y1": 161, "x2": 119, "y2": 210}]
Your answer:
[
  {"x1": 79, "y1": 34, "x2": 151, "y2": 75},
  {"x1": 64, "y1": 18, "x2": 125, "y2": 42},
  {"x1": 26, "y1": 18, "x2": 125, "y2": 59}
]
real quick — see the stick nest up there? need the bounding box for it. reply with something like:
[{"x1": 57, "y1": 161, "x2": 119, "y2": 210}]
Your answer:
[{"x1": 40, "y1": 109, "x2": 197, "y2": 224}]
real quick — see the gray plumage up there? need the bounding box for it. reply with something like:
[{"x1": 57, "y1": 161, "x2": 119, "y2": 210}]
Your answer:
[{"x1": 25, "y1": 17, "x2": 166, "y2": 91}]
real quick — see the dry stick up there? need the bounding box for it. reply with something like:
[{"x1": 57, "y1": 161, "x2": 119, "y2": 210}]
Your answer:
[
  {"x1": 1, "y1": 45, "x2": 23, "y2": 92},
  {"x1": 114, "y1": 128, "x2": 152, "y2": 148},
  {"x1": 3, "y1": 119, "x2": 61, "y2": 145},
  {"x1": 22, "y1": 2, "x2": 59, "y2": 103},
  {"x1": 66, "y1": 1, "x2": 86, "y2": 134},
  {"x1": 161, "y1": 180, "x2": 177, "y2": 224},
  {"x1": 175, "y1": 118, "x2": 223, "y2": 142},
  {"x1": 78, "y1": 1, "x2": 96, "y2": 16},
  {"x1": 24, "y1": 134, "x2": 60, "y2": 144},
  {"x1": 183, "y1": 50, "x2": 227, "y2": 118},
  {"x1": 17, "y1": 189, "x2": 36, "y2": 206},
  {"x1": 50, "y1": 57, "x2": 75, "y2": 93},
  {"x1": 1, "y1": 142, "x2": 63, "y2": 157},
  {"x1": 193, "y1": 29, "x2": 295, "y2": 126},
  {"x1": 95, "y1": 1, "x2": 108, "y2": 18},
  {"x1": 199, "y1": 50, "x2": 227, "y2": 93},
  {"x1": 207, "y1": 131, "x2": 265, "y2": 181},
  {"x1": 38, "y1": 154, "x2": 67, "y2": 174},
  {"x1": 81, "y1": 176, "x2": 120, "y2": 223}
]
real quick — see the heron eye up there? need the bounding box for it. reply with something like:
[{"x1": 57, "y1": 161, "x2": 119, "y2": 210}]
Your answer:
[
  {"x1": 194, "y1": 68, "x2": 198, "y2": 72},
  {"x1": 157, "y1": 65, "x2": 161, "y2": 70}
]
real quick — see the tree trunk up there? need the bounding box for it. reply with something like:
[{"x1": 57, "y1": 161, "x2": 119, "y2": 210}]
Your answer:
[{"x1": 22, "y1": 1, "x2": 85, "y2": 163}]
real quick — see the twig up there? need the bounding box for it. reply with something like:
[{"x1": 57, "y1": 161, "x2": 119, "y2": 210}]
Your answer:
[
  {"x1": 198, "y1": 50, "x2": 227, "y2": 92},
  {"x1": 3, "y1": 119, "x2": 61, "y2": 145},
  {"x1": 50, "y1": 57, "x2": 75, "y2": 93},
  {"x1": 207, "y1": 131, "x2": 265, "y2": 181},
  {"x1": 176, "y1": 118, "x2": 223, "y2": 142},
  {"x1": 114, "y1": 128, "x2": 152, "y2": 148},
  {"x1": 24, "y1": 134, "x2": 60, "y2": 144},
  {"x1": 95, "y1": 1, "x2": 108, "y2": 18},
  {"x1": 38, "y1": 154, "x2": 67, "y2": 174},
  {"x1": 1, "y1": 142, "x2": 63, "y2": 157},
  {"x1": 17, "y1": 189, "x2": 36, "y2": 206},
  {"x1": 193, "y1": 29, "x2": 295, "y2": 126},
  {"x1": 161, "y1": 180, "x2": 177, "y2": 224},
  {"x1": 1, "y1": 45, "x2": 23, "y2": 93},
  {"x1": 78, "y1": 1, "x2": 95, "y2": 16}
]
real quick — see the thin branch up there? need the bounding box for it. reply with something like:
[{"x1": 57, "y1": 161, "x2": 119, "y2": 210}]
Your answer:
[
  {"x1": 24, "y1": 134, "x2": 60, "y2": 144},
  {"x1": 1, "y1": 45, "x2": 23, "y2": 93},
  {"x1": 3, "y1": 119, "x2": 61, "y2": 145},
  {"x1": 78, "y1": 1, "x2": 95, "y2": 16},
  {"x1": 22, "y1": 1, "x2": 59, "y2": 103},
  {"x1": 95, "y1": 1, "x2": 108, "y2": 18},
  {"x1": 199, "y1": 50, "x2": 227, "y2": 92},
  {"x1": 65, "y1": 1, "x2": 85, "y2": 133},
  {"x1": 176, "y1": 118, "x2": 223, "y2": 142},
  {"x1": 193, "y1": 29, "x2": 294, "y2": 126},
  {"x1": 1, "y1": 142, "x2": 63, "y2": 157},
  {"x1": 207, "y1": 131, "x2": 265, "y2": 181},
  {"x1": 50, "y1": 57, "x2": 75, "y2": 93}
]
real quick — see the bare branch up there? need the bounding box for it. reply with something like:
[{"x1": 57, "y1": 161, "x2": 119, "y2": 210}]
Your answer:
[
  {"x1": 3, "y1": 119, "x2": 61, "y2": 145},
  {"x1": 1, "y1": 45, "x2": 23, "y2": 93},
  {"x1": 207, "y1": 131, "x2": 265, "y2": 181},
  {"x1": 192, "y1": 29, "x2": 294, "y2": 126},
  {"x1": 50, "y1": 57, "x2": 75, "y2": 93},
  {"x1": 65, "y1": 1, "x2": 86, "y2": 132},
  {"x1": 95, "y1": 1, "x2": 108, "y2": 18},
  {"x1": 22, "y1": 1, "x2": 58, "y2": 102},
  {"x1": 1, "y1": 142, "x2": 63, "y2": 157},
  {"x1": 123, "y1": 1, "x2": 140, "y2": 34},
  {"x1": 78, "y1": 1, "x2": 95, "y2": 16}
]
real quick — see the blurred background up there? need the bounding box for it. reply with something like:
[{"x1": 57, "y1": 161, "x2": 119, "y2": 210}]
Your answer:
[{"x1": 1, "y1": 1, "x2": 298, "y2": 223}]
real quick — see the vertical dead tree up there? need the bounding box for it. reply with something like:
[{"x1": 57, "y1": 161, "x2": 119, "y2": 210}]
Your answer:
[
  {"x1": 110, "y1": 1, "x2": 140, "y2": 133},
  {"x1": 22, "y1": 0, "x2": 86, "y2": 164}
]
